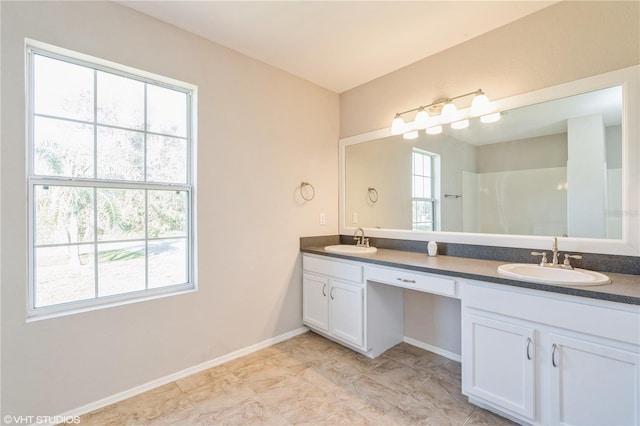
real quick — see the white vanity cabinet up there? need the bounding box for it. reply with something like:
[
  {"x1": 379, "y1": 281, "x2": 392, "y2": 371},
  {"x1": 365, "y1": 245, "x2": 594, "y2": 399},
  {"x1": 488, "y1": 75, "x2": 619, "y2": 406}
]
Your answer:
[
  {"x1": 301, "y1": 273, "x2": 330, "y2": 332},
  {"x1": 302, "y1": 254, "x2": 366, "y2": 349},
  {"x1": 462, "y1": 313, "x2": 536, "y2": 419},
  {"x1": 328, "y1": 279, "x2": 364, "y2": 347},
  {"x1": 461, "y1": 282, "x2": 640, "y2": 425},
  {"x1": 302, "y1": 254, "x2": 405, "y2": 357},
  {"x1": 548, "y1": 333, "x2": 639, "y2": 426}
]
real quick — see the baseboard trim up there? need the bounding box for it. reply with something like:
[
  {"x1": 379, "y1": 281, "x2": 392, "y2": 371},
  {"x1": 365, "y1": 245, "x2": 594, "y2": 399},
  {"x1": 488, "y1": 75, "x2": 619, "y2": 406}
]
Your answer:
[
  {"x1": 57, "y1": 326, "x2": 309, "y2": 420},
  {"x1": 468, "y1": 396, "x2": 530, "y2": 425},
  {"x1": 403, "y1": 336, "x2": 462, "y2": 362}
]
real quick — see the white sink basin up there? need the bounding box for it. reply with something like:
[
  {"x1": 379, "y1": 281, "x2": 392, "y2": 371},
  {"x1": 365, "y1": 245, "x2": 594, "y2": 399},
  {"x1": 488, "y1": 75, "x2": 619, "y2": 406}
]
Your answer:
[
  {"x1": 498, "y1": 263, "x2": 610, "y2": 286},
  {"x1": 324, "y1": 245, "x2": 377, "y2": 254}
]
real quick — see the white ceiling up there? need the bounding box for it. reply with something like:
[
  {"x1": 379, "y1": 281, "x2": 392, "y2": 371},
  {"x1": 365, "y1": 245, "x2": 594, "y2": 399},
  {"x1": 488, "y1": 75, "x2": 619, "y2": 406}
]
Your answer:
[{"x1": 119, "y1": 1, "x2": 556, "y2": 93}]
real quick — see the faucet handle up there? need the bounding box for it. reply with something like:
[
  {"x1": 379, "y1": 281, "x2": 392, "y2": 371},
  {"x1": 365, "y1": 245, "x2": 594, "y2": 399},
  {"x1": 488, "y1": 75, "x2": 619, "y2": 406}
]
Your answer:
[
  {"x1": 531, "y1": 251, "x2": 548, "y2": 266},
  {"x1": 563, "y1": 254, "x2": 582, "y2": 269}
]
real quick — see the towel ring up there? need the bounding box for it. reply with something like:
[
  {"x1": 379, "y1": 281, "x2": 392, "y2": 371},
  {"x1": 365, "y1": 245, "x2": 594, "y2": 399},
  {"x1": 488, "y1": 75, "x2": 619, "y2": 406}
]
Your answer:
[
  {"x1": 300, "y1": 182, "x2": 315, "y2": 201},
  {"x1": 368, "y1": 187, "x2": 378, "y2": 203}
]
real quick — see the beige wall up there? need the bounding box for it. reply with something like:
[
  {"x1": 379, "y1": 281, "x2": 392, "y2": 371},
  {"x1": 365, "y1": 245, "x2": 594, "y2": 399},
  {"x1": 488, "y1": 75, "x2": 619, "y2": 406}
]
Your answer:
[
  {"x1": 1, "y1": 1, "x2": 338, "y2": 416},
  {"x1": 339, "y1": 1, "x2": 639, "y2": 356}
]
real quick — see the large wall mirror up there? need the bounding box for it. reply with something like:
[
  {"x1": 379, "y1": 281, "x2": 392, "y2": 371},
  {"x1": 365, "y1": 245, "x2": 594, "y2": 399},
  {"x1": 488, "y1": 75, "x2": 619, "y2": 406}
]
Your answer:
[{"x1": 339, "y1": 66, "x2": 639, "y2": 256}]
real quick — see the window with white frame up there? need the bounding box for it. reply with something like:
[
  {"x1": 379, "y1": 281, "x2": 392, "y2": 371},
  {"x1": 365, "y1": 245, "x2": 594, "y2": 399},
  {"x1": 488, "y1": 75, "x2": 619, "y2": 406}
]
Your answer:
[
  {"x1": 412, "y1": 149, "x2": 436, "y2": 231},
  {"x1": 28, "y1": 45, "x2": 196, "y2": 315}
]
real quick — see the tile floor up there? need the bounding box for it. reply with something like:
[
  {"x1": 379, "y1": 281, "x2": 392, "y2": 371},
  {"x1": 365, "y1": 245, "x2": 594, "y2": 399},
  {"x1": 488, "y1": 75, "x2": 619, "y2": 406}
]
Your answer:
[{"x1": 80, "y1": 332, "x2": 515, "y2": 425}]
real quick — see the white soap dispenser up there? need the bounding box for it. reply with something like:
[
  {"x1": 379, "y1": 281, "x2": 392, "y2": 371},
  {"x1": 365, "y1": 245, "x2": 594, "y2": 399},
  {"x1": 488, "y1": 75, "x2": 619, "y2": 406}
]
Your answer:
[{"x1": 427, "y1": 241, "x2": 438, "y2": 257}]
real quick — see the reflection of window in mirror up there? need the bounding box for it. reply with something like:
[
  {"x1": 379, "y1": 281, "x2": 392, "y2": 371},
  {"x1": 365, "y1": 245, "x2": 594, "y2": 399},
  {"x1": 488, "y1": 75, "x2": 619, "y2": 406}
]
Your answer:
[{"x1": 412, "y1": 149, "x2": 439, "y2": 231}]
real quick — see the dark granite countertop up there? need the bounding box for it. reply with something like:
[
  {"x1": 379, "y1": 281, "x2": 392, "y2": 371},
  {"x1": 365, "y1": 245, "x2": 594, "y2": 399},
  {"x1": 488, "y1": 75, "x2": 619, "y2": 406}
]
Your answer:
[{"x1": 301, "y1": 246, "x2": 640, "y2": 306}]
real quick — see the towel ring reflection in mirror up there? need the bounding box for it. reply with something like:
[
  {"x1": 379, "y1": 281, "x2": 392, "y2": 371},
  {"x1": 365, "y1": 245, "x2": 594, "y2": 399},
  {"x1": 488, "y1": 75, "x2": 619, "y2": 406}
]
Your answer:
[
  {"x1": 300, "y1": 182, "x2": 315, "y2": 201},
  {"x1": 368, "y1": 187, "x2": 378, "y2": 203}
]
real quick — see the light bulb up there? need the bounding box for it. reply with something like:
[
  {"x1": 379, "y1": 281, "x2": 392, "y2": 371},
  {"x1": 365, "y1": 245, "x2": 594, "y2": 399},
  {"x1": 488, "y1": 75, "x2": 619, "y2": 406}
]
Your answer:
[
  {"x1": 440, "y1": 102, "x2": 458, "y2": 123},
  {"x1": 391, "y1": 116, "x2": 406, "y2": 135},
  {"x1": 403, "y1": 130, "x2": 419, "y2": 140},
  {"x1": 480, "y1": 112, "x2": 501, "y2": 123},
  {"x1": 471, "y1": 93, "x2": 492, "y2": 116},
  {"x1": 414, "y1": 109, "x2": 430, "y2": 130},
  {"x1": 451, "y1": 119, "x2": 469, "y2": 130},
  {"x1": 426, "y1": 125, "x2": 443, "y2": 135}
]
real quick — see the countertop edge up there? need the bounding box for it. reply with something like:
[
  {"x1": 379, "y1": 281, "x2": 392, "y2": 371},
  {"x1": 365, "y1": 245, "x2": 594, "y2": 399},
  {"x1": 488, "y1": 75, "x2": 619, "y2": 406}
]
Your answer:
[{"x1": 301, "y1": 247, "x2": 640, "y2": 306}]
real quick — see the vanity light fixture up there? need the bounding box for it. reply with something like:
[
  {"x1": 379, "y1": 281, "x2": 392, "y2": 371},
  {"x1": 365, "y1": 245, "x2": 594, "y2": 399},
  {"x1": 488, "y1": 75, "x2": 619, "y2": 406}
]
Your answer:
[
  {"x1": 440, "y1": 101, "x2": 459, "y2": 122},
  {"x1": 480, "y1": 112, "x2": 501, "y2": 123},
  {"x1": 391, "y1": 114, "x2": 407, "y2": 135},
  {"x1": 414, "y1": 108, "x2": 430, "y2": 130},
  {"x1": 403, "y1": 130, "x2": 419, "y2": 140},
  {"x1": 470, "y1": 92, "x2": 492, "y2": 116},
  {"x1": 390, "y1": 89, "x2": 499, "y2": 137},
  {"x1": 426, "y1": 125, "x2": 443, "y2": 135},
  {"x1": 451, "y1": 119, "x2": 469, "y2": 130}
]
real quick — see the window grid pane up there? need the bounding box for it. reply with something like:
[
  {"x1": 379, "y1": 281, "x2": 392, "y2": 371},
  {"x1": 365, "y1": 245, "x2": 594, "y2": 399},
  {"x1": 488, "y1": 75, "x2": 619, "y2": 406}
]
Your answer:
[
  {"x1": 97, "y1": 71, "x2": 145, "y2": 130},
  {"x1": 34, "y1": 116, "x2": 94, "y2": 178},
  {"x1": 146, "y1": 84, "x2": 188, "y2": 138},
  {"x1": 35, "y1": 245, "x2": 96, "y2": 307},
  {"x1": 97, "y1": 188, "x2": 146, "y2": 241},
  {"x1": 97, "y1": 241, "x2": 146, "y2": 297},
  {"x1": 29, "y1": 48, "x2": 193, "y2": 312},
  {"x1": 35, "y1": 184, "x2": 94, "y2": 246},
  {"x1": 34, "y1": 55, "x2": 94, "y2": 122}
]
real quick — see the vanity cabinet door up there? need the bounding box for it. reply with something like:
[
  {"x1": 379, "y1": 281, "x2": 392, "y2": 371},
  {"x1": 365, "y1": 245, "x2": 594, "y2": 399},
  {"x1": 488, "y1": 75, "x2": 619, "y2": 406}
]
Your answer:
[
  {"x1": 302, "y1": 273, "x2": 329, "y2": 332},
  {"x1": 548, "y1": 333, "x2": 640, "y2": 426},
  {"x1": 462, "y1": 314, "x2": 536, "y2": 420},
  {"x1": 329, "y1": 279, "x2": 364, "y2": 348}
]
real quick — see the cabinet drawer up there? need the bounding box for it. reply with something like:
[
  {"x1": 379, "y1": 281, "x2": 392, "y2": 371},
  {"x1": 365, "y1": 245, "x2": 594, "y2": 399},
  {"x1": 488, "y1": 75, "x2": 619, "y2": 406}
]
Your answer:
[
  {"x1": 303, "y1": 255, "x2": 363, "y2": 283},
  {"x1": 367, "y1": 265, "x2": 456, "y2": 297}
]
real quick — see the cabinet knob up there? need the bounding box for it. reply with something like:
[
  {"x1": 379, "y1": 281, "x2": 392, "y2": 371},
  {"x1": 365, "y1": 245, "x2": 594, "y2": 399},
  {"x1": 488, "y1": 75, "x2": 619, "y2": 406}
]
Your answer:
[
  {"x1": 330, "y1": 287, "x2": 336, "y2": 300},
  {"x1": 552, "y1": 343, "x2": 559, "y2": 367},
  {"x1": 526, "y1": 337, "x2": 532, "y2": 360},
  {"x1": 322, "y1": 283, "x2": 327, "y2": 297}
]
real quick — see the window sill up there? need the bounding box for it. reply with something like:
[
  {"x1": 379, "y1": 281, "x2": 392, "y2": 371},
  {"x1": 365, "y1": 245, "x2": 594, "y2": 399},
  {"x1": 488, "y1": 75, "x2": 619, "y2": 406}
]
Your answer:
[{"x1": 26, "y1": 285, "x2": 197, "y2": 322}]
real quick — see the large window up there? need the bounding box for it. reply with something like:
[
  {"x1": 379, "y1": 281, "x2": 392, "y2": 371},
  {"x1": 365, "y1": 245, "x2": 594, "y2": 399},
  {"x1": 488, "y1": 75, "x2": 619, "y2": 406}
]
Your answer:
[
  {"x1": 412, "y1": 149, "x2": 436, "y2": 231},
  {"x1": 27, "y1": 44, "x2": 196, "y2": 316}
]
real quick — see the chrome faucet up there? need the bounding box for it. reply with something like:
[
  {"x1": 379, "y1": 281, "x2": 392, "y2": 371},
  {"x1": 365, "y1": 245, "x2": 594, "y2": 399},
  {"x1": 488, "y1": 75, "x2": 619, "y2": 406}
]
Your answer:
[
  {"x1": 562, "y1": 253, "x2": 583, "y2": 269},
  {"x1": 353, "y1": 228, "x2": 369, "y2": 247},
  {"x1": 551, "y1": 237, "x2": 559, "y2": 266},
  {"x1": 531, "y1": 236, "x2": 582, "y2": 269},
  {"x1": 531, "y1": 251, "x2": 548, "y2": 266}
]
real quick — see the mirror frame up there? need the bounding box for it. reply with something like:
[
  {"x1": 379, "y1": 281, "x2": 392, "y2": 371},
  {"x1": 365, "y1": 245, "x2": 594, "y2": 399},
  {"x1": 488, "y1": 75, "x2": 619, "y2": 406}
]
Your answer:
[{"x1": 339, "y1": 65, "x2": 640, "y2": 256}]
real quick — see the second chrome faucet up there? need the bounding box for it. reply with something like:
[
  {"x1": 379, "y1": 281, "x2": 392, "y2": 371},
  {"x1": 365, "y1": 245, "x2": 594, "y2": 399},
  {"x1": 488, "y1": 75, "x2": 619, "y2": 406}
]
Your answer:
[
  {"x1": 531, "y1": 237, "x2": 582, "y2": 269},
  {"x1": 353, "y1": 228, "x2": 370, "y2": 247}
]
